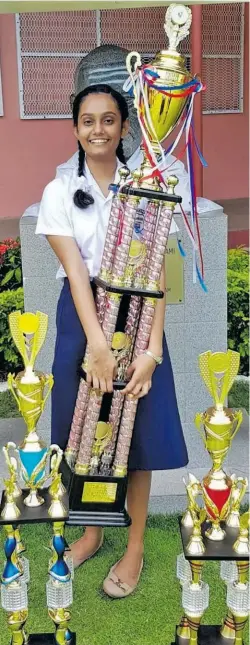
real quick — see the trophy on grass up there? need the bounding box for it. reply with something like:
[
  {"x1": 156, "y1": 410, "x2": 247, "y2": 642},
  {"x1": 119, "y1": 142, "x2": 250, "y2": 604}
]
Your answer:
[{"x1": 60, "y1": 4, "x2": 204, "y2": 526}]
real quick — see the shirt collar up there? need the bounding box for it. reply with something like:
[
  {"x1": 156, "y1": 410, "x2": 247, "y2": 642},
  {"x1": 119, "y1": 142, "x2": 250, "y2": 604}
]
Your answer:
[{"x1": 84, "y1": 158, "x2": 124, "y2": 200}]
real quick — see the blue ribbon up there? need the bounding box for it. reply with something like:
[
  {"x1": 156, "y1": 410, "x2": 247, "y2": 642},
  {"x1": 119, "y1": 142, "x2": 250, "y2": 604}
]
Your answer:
[
  {"x1": 191, "y1": 121, "x2": 208, "y2": 168},
  {"x1": 177, "y1": 239, "x2": 186, "y2": 257}
]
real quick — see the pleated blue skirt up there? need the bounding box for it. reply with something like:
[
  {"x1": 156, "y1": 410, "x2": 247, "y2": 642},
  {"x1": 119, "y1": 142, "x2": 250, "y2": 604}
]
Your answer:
[{"x1": 51, "y1": 279, "x2": 188, "y2": 471}]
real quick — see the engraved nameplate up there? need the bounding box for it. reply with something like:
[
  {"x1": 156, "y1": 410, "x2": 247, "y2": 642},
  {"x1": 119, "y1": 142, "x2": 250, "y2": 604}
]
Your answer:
[{"x1": 82, "y1": 482, "x2": 117, "y2": 503}]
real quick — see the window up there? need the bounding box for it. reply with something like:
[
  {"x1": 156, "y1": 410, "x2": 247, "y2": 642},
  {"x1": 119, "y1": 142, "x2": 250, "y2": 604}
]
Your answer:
[{"x1": 16, "y1": 3, "x2": 244, "y2": 119}]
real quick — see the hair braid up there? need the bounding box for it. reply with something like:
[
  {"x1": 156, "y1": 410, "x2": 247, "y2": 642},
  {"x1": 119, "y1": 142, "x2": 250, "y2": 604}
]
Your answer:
[
  {"x1": 73, "y1": 141, "x2": 94, "y2": 209},
  {"x1": 116, "y1": 139, "x2": 126, "y2": 165},
  {"x1": 78, "y1": 141, "x2": 85, "y2": 177}
]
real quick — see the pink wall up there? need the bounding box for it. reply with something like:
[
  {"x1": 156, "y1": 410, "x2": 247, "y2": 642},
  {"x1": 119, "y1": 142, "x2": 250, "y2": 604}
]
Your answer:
[{"x1": 0, "y1": 8, "x2": 249, "y2": 221}]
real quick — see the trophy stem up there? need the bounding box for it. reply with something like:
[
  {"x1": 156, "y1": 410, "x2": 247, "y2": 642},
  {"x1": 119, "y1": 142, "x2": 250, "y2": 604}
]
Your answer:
[
  {"x1": 47, "y1": 522, "x2": 73, "y2": 644},
  {"x1": 232, "y1": 615, "x2": 249, "y2": 645},
  {"x1": 220, "y1": 610, "x2": 236, "y2": 640},
  {"x1": 176, "y1": 615, "x2": 190, "y2": 639},
  {"x1": 236, "y1": 561, "x2": 249, "y2": 585},
  {"x1": 23, "y1": 489, "x2": 45, "y2": 508},
  {"x1": 190, "y1": 561, "x2": 204, "y2": 585},
  {"x1": 205, "y1": 519, "x2": 226, "y2": 541},
  {"x1": 7, "y1": 610, "x2": 29, "y2": 645},
  {"x1": 1, "y1": 526, "x2": 29, "y2": 644},
  {"x1": 185, "y1": 614, "x2": 203, "y2": 645}
]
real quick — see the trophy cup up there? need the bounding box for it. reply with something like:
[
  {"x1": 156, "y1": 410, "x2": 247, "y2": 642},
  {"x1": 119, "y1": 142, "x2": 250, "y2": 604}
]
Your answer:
[
  {"x1": 194, "y1": 350, "x2": 244, "y2": 540},
  {"x1": 7, "y1": 310, "x2": 54, "y2": 507},
  {"x1": 61, "y1": 4, "x2": 203, "y2": 526}
]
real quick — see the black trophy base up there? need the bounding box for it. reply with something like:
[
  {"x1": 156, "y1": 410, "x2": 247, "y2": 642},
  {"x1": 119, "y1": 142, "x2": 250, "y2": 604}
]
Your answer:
[
  {"x1": 179, "y1": 518, "x2": 249, "y2": 561},
  {"x1": 60, "y1": 457, "x2": 131, "y2": 527},
  {"x1": 0, "y1": 489, "x2": 69, "y2": 526},
  {"x1": 28, "y1": 634, "x2": 76, "y2": 644},
  {"x1": 67, "y1": 508, "x2": 131, "y2": 527},
  {"x1": 172, "y1": 625, "x2": 244, "y2": 644}
]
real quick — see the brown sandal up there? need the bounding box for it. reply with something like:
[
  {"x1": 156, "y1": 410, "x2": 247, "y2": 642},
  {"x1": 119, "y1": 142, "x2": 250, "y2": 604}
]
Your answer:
[{"x1": 103, "y1": 558, "x2": 144, "y2": 598}]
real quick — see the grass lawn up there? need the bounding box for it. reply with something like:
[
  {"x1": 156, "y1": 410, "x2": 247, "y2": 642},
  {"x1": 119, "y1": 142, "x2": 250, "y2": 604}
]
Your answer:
[{"x1": 0, "y1": 516, "x2": 248, "y2": 645}]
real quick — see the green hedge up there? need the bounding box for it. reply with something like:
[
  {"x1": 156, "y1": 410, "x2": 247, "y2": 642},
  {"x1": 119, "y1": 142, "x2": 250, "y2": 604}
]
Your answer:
[
  {"x1": 0, "y1": 287, "x2": 24, "y2": 377},
  {"x1": 227, "y1": 247, "x2": 249, "y2": 376}
]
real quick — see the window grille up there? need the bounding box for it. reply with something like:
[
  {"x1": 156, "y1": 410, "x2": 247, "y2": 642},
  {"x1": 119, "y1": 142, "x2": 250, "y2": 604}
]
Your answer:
[
  {"x1": 15, "y1": 3, "x2": 244, "y2": 119},
  {"x1": 202, "y1": 3, "x2": 244, "y2": 114}
]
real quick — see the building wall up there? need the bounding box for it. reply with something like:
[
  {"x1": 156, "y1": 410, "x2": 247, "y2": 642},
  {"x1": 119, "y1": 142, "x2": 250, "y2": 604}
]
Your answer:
[{"x1": 0, "y1": 7, "x2": 249, "y2": 221}]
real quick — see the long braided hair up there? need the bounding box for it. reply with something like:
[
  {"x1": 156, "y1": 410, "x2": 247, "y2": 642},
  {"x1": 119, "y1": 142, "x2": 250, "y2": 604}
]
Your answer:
[{"x1": 72, "y1": 85, "x2": 128, "y2": 209}]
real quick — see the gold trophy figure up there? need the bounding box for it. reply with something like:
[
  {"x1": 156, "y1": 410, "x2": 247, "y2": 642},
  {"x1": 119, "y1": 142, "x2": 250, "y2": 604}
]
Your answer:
[
  {"x1": 7, "y1": 311, "x2": 54, "y2": 507},
  {"x1": 1, "y1": 479, "x2": 20, "y2": 522},
  {"x1": 226, "y1": 475, "x2": 248, "y2": 529},
  {"x1": 182, "y1": 474, "x2": 201, "y2": 528},
  {"x1": 195, "y1": 350, "x2": 243, "y2": 540},
  {"x1": 233, "y1": 511, "x2": 250, "y2": 556},
  {"x1": 186, "y1": 508, "x2": 206, "y2": 557},
  {"x1": 2, "y1": 443, "x2": 22, "y2": 499}
]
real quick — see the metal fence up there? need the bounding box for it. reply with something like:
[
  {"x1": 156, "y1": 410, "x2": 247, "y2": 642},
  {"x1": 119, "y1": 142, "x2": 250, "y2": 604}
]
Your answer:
[{"x1": 15, "y1": 3, "x2": 244, "y2": 119}]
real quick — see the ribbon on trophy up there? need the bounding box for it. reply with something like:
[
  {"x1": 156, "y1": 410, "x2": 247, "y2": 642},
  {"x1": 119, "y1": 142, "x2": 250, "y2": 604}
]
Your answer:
[{"x1": 123, "y1": 6, "x2": 208, "y2": 291}]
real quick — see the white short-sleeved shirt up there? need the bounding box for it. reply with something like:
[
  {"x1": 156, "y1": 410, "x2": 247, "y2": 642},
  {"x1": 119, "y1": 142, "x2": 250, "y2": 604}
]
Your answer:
[{"x1": 35, "y1": 157, "x2": 184, "y2": 280}]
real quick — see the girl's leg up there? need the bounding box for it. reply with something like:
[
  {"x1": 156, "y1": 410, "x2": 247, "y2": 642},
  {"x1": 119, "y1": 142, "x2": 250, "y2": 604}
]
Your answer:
[
  {"x1": 110, "y1": 470, "x2": 152, "y2": 585},
  {"x1": 71, "y1": 470, "x2": 151, "y2": 569},
  {"x1": 70, "y1": 526, "x2": 104, "y2": 566}
]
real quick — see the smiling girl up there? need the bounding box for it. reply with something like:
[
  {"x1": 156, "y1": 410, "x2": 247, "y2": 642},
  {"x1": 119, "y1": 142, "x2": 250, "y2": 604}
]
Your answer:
[{"x1": 36, "y1": 84, "x2": 188, "y2": 598}]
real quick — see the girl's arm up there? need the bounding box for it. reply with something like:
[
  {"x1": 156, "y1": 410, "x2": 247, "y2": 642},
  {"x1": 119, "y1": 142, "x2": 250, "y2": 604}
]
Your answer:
[{"x1": 47, "y1": 235, "x2": 116, "y2": 393}]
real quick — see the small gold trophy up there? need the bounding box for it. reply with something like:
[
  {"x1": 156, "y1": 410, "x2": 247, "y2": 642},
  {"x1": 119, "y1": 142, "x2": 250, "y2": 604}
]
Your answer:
[
  {"x1": 7, "y1": 310, "x2": 54, "y2": 507},
  {"x1": 195, "y1": 350, "x2": 244, "y2": 540}
]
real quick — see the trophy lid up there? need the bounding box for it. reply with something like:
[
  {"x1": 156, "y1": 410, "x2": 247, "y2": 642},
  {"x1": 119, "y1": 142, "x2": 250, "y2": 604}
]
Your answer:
[{"x1": 164, "y1": 4, "x2": 192, "y2": 53}]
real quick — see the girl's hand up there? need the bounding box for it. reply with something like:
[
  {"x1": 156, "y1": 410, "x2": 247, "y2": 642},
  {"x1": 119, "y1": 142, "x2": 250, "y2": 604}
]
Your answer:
[
  {"x1": 122, "y1": 354, "x2": 156, "y2": 399},
  {"x1": 86, "y1": 340, "x2": 117, "y2": 393}
]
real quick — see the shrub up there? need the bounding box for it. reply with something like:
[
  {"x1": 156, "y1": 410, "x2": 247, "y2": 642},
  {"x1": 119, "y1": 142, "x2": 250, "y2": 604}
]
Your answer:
[
  {"x1": 0, "y1": 237, "x2": 22, "y2": 291},
  {"x1": 227, "y1": 247, "x2": 249, "y2": 376},
  {"x1": 0, "y1": 287, "x2": 24, "y2": 378}
]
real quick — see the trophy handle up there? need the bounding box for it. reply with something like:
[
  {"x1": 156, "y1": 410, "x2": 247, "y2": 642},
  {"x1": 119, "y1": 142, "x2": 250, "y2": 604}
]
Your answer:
[
  {"x1": 231, "y1": 409, "x2": 243, "y2": 440},
  {"x1": 7, "y1": 374, "x2": 21, "y2": 411},
  {"x1": 233, "y1": 477, "x2": 248, "y2": 507},
  {"x1": 41, "y1": 374, "x2": 54, "y2": 411},
  {"x1": 194, "y1": 413, "x2": 206, "y2": 446},
  {"x1": 2, "y1": 442, "x2": 18, "y2": 474}
]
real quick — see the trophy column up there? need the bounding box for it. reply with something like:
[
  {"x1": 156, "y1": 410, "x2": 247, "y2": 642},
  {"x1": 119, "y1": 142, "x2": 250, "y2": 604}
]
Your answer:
[
  {"x1": 171, "y1": 350, "x2": 249, "y2": 644},
  {"x1": 0, "y1": 310, "x2": 76, "y2": 643},
  {"x1": 172, "y1": 520, "x2": 249, "y2": 644}
]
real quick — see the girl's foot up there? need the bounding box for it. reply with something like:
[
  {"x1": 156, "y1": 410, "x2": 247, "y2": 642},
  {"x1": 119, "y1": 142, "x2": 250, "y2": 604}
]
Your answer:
[
  {"x1": 103, "y1": 545, "x2": 144, "y2": 598},
  {"x1": 69, "y1": 526, "x2": 104, "y2": 569}
]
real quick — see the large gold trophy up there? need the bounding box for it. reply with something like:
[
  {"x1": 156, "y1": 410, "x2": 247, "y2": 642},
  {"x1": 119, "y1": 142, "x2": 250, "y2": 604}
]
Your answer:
[{"x1": 62, "y1": 4, "x2": 202, "y2": 525}]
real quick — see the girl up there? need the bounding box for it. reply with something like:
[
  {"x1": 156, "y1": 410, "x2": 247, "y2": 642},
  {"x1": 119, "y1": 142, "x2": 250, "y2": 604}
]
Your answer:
[{"x1": 36, "y1": 84, "x2": 188, "y2": 599}]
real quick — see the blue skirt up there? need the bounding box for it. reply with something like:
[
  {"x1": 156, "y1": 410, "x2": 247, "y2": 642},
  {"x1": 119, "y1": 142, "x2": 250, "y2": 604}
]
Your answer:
[{"x1": 51, "y1": 279, "x2": 188, "y2": 471}]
